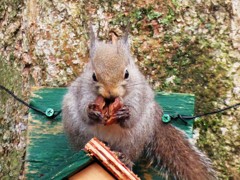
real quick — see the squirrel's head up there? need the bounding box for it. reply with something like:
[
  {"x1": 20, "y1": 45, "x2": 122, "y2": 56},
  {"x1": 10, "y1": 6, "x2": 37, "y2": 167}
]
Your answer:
[{"x1": 89, "y1": 26, "x2": 131, "y2": 100}]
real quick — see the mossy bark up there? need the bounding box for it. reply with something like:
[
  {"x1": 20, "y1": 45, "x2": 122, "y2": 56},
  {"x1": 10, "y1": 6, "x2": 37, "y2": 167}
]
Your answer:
[{"x1": 0, "y1": 1, "x2": 27, "y2": 179}]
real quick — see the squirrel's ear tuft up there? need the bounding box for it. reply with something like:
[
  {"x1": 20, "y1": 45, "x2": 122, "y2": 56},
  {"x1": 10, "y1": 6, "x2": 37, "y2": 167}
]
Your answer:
[
  {"x1": 89, "y1": 23, "x2": 97, "y2": 58},
  {"x1": 122, "y1": 24, "x2": 129, "y2": 44},
  {"x1": 120, "y1": 33, "x2": 130, "y2": 52},
  {"x1": 120, "y1": 24, "x2": 130, "y2": 50},
  {"x1": 122, "y1": 31, "x2": 128, "y2": 45}
]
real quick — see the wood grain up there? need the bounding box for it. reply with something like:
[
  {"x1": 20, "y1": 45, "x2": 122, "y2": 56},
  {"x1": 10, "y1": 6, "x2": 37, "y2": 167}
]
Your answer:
[{"x1": 85, "y1": 138, "x2": 140, "y2": 180}]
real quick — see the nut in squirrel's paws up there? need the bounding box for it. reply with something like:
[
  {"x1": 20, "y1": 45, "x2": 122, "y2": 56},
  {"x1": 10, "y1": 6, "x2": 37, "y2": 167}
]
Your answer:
[{"x1": 91, "y1": 96, "x2": 124, "y2": 126}]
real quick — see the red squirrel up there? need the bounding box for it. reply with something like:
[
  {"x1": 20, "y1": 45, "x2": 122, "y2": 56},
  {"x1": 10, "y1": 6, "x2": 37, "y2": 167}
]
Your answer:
[{"x1": 62, "y1": 26, "x2": 216, "y2": 180}]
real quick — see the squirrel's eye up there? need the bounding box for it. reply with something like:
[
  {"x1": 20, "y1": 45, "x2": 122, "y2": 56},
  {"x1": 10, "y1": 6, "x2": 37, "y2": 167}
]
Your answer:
[
  {"x1": 124, "y1": 69, "x2": 129, "y2": 79},
  {"x1": 92, "y1": 73, "x2": 98, "y2": 82}
]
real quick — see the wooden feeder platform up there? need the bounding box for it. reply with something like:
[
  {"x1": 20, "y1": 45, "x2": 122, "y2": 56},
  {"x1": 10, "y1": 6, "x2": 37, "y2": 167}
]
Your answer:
[{"x1": 25, "y1": 87, "x2": 195, "y2": 179}]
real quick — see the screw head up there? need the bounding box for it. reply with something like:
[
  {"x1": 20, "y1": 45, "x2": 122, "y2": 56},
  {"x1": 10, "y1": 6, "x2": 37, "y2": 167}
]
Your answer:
[
  {"x1": 45, "y1": 108, "x2": 54, "y2": 117},
  {"x1": 162, "y1": 114, "x2": 171, "y2": 123}
]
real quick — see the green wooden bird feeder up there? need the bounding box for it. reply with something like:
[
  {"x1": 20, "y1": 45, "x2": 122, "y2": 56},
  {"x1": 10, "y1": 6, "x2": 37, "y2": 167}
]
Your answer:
[{"x1": 24, "y1": 87, "x2": 195, "y2": 179}]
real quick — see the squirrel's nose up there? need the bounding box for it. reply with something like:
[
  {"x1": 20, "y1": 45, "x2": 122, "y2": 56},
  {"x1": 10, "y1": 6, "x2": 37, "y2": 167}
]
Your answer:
[
  {"x1": 99, "y1": 86, "x2": 124, "y2": 100},
  {"x1": 105, "y1": 90, "x2": 115, "y2": 99}
]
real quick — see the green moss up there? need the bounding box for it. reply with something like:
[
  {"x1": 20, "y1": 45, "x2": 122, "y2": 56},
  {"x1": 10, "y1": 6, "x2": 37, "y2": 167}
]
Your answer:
[
  {"x1": 0, "y1": 56, "x2": 24, "y2": 179},
  {"x1": 0, "y1": 56, "x2": 22, "y2": 105},
  {"x1": 0, "y1": 3, "x2": 24, "y2": 179},
  {"x1": 0, "y1": 0, "x2": 24, "y2": 23}
]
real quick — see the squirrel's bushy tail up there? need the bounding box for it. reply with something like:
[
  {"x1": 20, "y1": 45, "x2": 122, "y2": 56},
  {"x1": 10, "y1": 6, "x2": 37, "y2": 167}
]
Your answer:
[{"x1": 147, "y1": 104, "x2": 216, "y2": 180}]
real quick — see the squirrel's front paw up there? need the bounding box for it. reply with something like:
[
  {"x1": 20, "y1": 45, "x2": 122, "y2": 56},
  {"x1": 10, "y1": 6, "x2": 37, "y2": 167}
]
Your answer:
[
  {"x1": 87, "y1": 103, "x2": 104, "y2": 124},
  {"x1": 115, "y1": 105, "x2": 130, "y2": 121},
  {"x1": 112, "y1": 105, "x2": 130, "y2": 125}
]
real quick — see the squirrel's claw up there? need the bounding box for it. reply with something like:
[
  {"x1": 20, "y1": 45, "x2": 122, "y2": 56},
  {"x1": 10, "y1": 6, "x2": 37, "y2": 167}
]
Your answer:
[
  {"x1": 87, "y1": 103, "x2": 104, "y2": 124},
  {"x1": 115, "y1": 105, "x2": 130, "y2": 122}
]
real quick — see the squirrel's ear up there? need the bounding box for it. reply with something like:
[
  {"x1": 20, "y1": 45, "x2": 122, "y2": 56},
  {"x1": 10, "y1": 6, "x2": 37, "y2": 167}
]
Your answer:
[
  {"x1": 120, "y1": 24, "x2": 130, "y2": 49},
  {"x1": 122, "y1": 31, "x2": 129, "y2": 45},
  {"x1": 89, "y1": 23, "x2": 97, "y2": 58},
  {"x1": 119, "y1": 31, "x2": 130, "y2": 53}
]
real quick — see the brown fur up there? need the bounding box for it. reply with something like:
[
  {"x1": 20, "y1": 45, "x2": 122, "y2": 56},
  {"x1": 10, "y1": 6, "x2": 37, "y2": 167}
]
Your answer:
[{"x1": 146, "y1": 103, "x2": 216, "y2": 180}]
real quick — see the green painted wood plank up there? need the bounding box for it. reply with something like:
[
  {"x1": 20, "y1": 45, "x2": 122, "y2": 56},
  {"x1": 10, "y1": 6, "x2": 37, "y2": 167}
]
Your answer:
[
  {"x1": 25, "y1": 87, "x2": 195, "y2": 180},
  {"x1": 155, "y1": 92, "x2": 195, "y2": 138},
  {"x1": 41, "y1": 151, "x2": 94, "y2": 180},
  {"x1": 25, "y1": 88, "x2": 73, "y2": 179}
]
